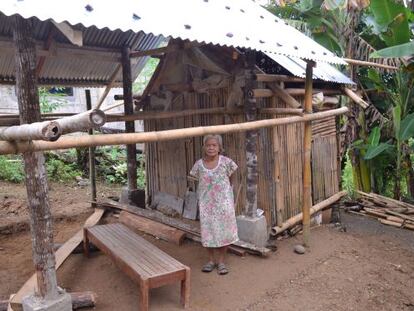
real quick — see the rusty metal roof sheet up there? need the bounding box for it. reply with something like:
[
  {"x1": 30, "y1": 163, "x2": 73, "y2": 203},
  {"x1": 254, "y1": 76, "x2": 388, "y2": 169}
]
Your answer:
[
  {"x1": 0, "y1": 12, "x2": 165, "y2": 86},
  {"x1": 0, "y1": 0, "x2": 346, "y2": 65},
  {"x1": 267, "y1": 53, "x2": 355, "y2": 85}
]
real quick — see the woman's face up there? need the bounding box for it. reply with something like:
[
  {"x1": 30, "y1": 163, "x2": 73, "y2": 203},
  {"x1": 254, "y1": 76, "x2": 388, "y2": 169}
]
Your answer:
[{"x1": 205, "y1": 138, "x2": 220, "y2": 157}]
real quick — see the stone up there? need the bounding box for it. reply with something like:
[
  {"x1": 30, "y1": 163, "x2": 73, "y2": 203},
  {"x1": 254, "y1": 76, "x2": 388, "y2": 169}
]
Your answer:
[
  {"x1": 22, "y1": 290, "x2": 72, "y2": 311},
  {"x1": 236, "y1": 215, "x2": 268, "y2": 248},
  {"x1": 294, "y1": 244, "x2": 306, "y2": 255}
]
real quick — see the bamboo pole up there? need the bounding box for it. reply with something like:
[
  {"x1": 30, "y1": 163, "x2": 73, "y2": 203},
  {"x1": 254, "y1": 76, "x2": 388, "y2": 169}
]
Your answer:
[
  {"x1": 344, "y1": 58, "x2": 399, "y2": 70},
  {"x1": 0, "y1": 107, "x2": 348, "y2": 155},
  {"x1": 12, "y1": 15, "x2": 60, "y2": 301},
  {"x1": 55, "y1": 109, "x2": 106, "y2": 134},
  {"x1": 270, "y1": 191, "x2": 346, "y2": 236},
  {"x1": 343, "y1": 88, "x2": 369, "y2": 109},
  {"x1": 302, "y1": 60, "x2": 315, "y2": 248},
  {"x1": 0, "y1": 120, "x2": 61, "y2": 141},
  {"x1": 0, "y1": 108, "x2": 304, "y2": 126},
  {"x1": 252, "y1": 88, "x2": 342, "y2": 98},
  {"x1": 85, "y1": 90, "x2": 97, "y2": 209}
]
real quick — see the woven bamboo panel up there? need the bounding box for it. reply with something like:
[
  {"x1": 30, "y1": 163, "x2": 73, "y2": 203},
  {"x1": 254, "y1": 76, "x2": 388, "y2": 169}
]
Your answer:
[{"x1": 145, "y1": 89, "x2": 339, "y2": 226}]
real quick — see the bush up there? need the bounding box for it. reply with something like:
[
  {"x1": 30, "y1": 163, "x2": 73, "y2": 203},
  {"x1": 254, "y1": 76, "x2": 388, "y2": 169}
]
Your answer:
[
  {"x1": 45, "y1": 157, "x2": 82, "y2": 182},
  {"x1": 0, "y1": 155, "x2": 24, "y2": 183}
]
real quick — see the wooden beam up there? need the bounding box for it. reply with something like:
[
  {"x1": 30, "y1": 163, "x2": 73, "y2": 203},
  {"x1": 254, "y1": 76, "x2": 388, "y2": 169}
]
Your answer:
[
  {"x1": 344, "y1": 58, "x2": 398, "y2": 70},
  {"x1": 95, "y1": 64, "x2": 122, "y2": 110},
  {"x1": 302, "y1": 60, "x2": 315, "y2": 248},
  {"x1": 52, "y1": 21, "x2": 83, "y2": 46},
  {"x1": 12, "y1": 15, "x2": 60, "y2": 301},
  {"x1": 0, "y1": 38, "x2": 120, "y2": 63},
  {"x1": 10, "y1": 209, "x2": 105, "y2": 310},
  {"x1": 86, "y1": 90, "x2": 97, "y2": 208},
  {"x1": 129, "y1": 42, "x2": 202, "y2": 58},
  {"x1": 266, "y1": 83, "x2": 302, "y2": 108},
  {"x1": 255, "y1": 74, "x2": 305, "y2": 82},
  {"x1": 0, "y1": 107, "x2": 349, "y2": 155},
  {"x1": 119, "y1": 211, "x2": 186, "y2": 245},
  {"x1": 122, "y1": 46, "x2": 138, "y2": 190},
  {"x1": 343, "y1": 88, "x2": 369, "y2": 109}
]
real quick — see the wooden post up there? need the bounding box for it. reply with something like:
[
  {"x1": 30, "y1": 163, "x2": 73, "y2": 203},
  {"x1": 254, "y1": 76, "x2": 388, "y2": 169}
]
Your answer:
[
  {"x1": 85, "y1": 90, "x2": 97, "y2": 208},
  {"x1": 122, "y1": 46, "x2": 137, "y2": 190},
  {"x1": 244, "y1": 50, "x2": 258, "y2": 218},
  {"x1": 302, "y1": 60, "x2": 316, "y2": 247},
  {"x1": 13, "y1": 15, "x2": 59, "y2": 299}
]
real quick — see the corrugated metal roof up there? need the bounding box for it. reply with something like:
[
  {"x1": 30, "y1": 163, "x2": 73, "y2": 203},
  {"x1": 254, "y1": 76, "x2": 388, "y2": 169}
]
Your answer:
[
  {"x1": 267, "y1": 53, "x2": 355, "y2": 85},
  {"x1": 0, "y1": 13, "x2": 165, "y2": 86},
  {"x1": 0, "y1": 0, "x2": 345, "y2": 65}
]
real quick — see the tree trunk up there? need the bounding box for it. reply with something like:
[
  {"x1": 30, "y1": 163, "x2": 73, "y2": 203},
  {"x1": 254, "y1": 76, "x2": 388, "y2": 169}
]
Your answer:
[
  {"x1": 13, "y1": 15, "x2": 59, "y2": 299},
  {"x1": 405, "y1": 154, "x2": 414, "y2": 198},
  {"x1": 122, "y1": 46, "x2": 137, "y2": 190},
  {"x1": 244, "y1": 51, "x2": 258, "y2": 218}
]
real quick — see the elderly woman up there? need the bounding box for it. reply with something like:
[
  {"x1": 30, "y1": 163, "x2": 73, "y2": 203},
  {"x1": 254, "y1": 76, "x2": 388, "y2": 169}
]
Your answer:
[{"x1": 189, "y1": 134, "x2": 239, "y2": 275}]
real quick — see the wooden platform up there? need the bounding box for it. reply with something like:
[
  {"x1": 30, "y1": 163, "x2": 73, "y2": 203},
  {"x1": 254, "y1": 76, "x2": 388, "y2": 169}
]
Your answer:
[{"x1": 84, "y1": 223, "x2": 190, "y2": 311}]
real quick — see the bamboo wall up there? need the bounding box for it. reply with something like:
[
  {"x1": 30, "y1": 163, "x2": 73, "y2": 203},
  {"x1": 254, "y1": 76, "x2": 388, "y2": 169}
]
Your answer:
[{"x1": 145, "y1": 89, "x2": 339, "y2": 227}]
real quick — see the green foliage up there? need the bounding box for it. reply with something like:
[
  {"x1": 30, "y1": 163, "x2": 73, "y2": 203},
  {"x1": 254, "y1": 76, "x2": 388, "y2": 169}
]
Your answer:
[
  {"x1": 399, "y1": 113, "x2": 414, "y2": 141},
  {"x1": 45, "y1": 156, "x2": 82, "y2": 182},
  {"x1": 0, "y1": 155, "x2": 24, "y2": 183},
  {"x1": 133, "y1": 58, "x2": 159, "y2": 95},
  {"x1": 369, "y1": 0, "x2": 411, "y2": 46},
  {"x1": 38, "y1": 87, "x2": 67, "y2": 113},
  {"x1": 342, "y1": 153, "x2": 355, "y2": 195},
  {"x1": 370, "y1": 41, "x2": 414, "y2": 58}
]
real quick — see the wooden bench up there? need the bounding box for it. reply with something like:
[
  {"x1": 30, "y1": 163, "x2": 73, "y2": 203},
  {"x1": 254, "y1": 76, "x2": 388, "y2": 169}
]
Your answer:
[{"x1": 83, "y1": 223, "x2": 190, "y2": 310}]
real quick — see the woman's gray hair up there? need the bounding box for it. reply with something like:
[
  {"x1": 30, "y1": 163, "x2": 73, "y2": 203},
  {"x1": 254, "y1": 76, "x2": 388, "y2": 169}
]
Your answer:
[{"x1": 203, "y1": 134, "x2": 224, "y2": 152}]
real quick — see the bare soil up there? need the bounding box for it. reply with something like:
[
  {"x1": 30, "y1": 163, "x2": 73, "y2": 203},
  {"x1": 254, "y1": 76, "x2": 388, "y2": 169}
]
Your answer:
[{"x1": 1, "y1": 181, "x2": 413, "y2": 311}]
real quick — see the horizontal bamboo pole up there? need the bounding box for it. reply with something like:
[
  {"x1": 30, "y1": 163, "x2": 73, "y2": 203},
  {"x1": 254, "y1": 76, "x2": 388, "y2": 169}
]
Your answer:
[
  {"x1": 106, "y1": 107, "x2": 304, "y2": 122},
  {"x1": 0, "y1": 107, "x2": 348, "y2": 155},
  {"x1": 252, "y1": 88, "x2": 342, "y2": 98},
  {"x1": 0, "y1": 120, "x2": 61, "y2": 142},
  {"x1": 344, "y1": 58, "x2": 398, "y2": 70},
  {"x1": 343, "y1": 88, "x2": 369, "y2": 109},
  {"x1": 255, "y1": 74, "x2": 305, "y2": 82},
  {"x1": 56, "y1": 109, "x2": 106, "y2": 134},
  {"x1": 270, "y1": 190, "x2": 347, "y2": 236}
]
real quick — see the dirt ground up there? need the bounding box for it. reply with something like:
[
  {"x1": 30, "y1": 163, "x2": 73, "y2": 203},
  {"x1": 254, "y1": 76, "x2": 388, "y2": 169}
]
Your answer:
[{"x1": 1, "y1": 181, "x2": 414, "y2": 311}]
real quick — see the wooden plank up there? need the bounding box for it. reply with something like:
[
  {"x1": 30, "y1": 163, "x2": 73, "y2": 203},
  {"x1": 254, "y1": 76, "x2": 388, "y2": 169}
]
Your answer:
[
  {"x1": 10, "y1": 209, "x2": 105, "y2": 311},
  {"x1": 119, "y1": 211, "x2": 186, "y2": 245},
  {"x1": 183, "y1": 189, "x2": 198, "y2": 220}
]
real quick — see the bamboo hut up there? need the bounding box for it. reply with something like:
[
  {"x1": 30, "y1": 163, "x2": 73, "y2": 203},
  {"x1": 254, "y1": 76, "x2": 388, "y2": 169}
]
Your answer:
[{"x1": 0, "y1": 0, "x2": 373, "y2": 308}]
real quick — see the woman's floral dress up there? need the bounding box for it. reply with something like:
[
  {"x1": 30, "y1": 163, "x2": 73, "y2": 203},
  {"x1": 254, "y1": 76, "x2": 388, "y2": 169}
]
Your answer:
[{"x1": 190, "y1": 155, "x2": 239, "y2": 248}]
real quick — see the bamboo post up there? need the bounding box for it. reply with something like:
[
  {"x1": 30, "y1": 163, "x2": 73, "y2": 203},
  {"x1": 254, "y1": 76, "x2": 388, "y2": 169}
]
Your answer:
[
  {"x1": 122, "y1": 46, "x2": 138, "y2": 191},
  {"x1": 56, "y1": 109, "x2": 106, "y2": 134},
  {"x1": 244, "y1": 50, "x2": 258, "y2": 218},
  {"x1": 0, "y1": 107, "x2": 349, "y2": 155},
  {"x1": 302, "y1": 60, "x2": 316, "y2": 248},
  {"x1": 271, "y1": 95, "x2": 284, "y2": 226},
  {"x1": 85, "y1": 90, "x2": 97, "y2": 208},
  {"x1": 271, "y1": 191, "x2": 346, "y2": 236},
  {"x1": 12, "y1": 15, "x2": 60, "y2": 300}
]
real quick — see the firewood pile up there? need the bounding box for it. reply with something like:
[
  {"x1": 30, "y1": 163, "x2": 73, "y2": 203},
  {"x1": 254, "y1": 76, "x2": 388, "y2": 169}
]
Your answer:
[{"x1": 345, "y1": 191, "x2": 414, "y2": 231}]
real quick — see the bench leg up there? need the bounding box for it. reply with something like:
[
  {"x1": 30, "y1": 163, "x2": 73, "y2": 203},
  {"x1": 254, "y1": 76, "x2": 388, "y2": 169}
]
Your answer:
[
  {"x1": 139, "y1": 280, "x2": 149, "y2": 311},
  {"x1": 83, "y1": 228, "x2": 90, "y2": 258},
  {"x1": 180, "y1": 268, "x2": 190, "y2": 308}
]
